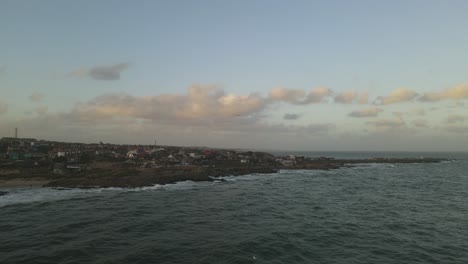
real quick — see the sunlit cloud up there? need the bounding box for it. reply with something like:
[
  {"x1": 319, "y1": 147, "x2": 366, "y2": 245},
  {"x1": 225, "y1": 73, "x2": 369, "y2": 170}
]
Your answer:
[
  {"x1": 334, "y1": 91, "x2": 358, "y2": 104},
  {"x1": 419, "y1": 84, "x2": 468, "y2": 102},
  {"x1": 67, "y1": 63, "x2": 130, "y2": 81},
  {"x1": 69, "y1": 84, "x2": 267, "y2": 124},
  {"x1": 374, "y1": 88, "x2": 418, "y2": 105},
  {"x1": 358, "y1": 92, "x2": 369, "y2": 104},
  {"x1": 3, "y1": 83, "x2": 340, "y2": 147},
  {"x1": 269, "y1": 87, "x2": 305, "y2": 104},
  {"x1": 305, "y1": 87, "x2": 333, "y2": 103}
]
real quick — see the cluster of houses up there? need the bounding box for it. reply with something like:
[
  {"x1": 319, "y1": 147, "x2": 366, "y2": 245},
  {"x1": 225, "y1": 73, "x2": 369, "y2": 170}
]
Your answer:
[{"x1": 0, "y1": 137, "x2": 306, "y2": 172}]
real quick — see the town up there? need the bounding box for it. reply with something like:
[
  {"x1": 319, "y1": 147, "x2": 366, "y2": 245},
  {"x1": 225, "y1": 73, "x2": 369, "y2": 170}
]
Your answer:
[
  {"x1": 0, "y1": 136, "x2": 292, "y2": 188},
  {"x1": 0, "y1": 137, "x2": 446, "y2": 188},
  {"x1": 0, "y1": 136, "x2": 286, "y2": 171}
]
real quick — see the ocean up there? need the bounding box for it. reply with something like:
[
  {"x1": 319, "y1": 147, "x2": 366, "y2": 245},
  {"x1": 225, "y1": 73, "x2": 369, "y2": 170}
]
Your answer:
[{"x1": 1, "y1": 152, "x2": 468, "y2": 264}]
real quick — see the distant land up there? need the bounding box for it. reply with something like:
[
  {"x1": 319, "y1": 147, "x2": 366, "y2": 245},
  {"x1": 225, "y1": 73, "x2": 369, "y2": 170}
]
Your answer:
[{"x1": 0, "y1": 137, "x2": 447, "y2": 189}]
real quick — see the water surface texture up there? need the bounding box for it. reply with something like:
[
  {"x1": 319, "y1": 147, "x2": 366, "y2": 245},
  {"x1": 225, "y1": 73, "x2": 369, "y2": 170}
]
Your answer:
[{"x1": 1, "y1": 152, "x2": 468, "y2": 264}]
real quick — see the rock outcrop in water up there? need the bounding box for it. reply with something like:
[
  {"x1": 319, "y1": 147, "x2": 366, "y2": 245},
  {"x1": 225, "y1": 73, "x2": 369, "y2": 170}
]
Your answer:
[{"x1": 43, "y1": 166, "x2": 278, "y2": 188}]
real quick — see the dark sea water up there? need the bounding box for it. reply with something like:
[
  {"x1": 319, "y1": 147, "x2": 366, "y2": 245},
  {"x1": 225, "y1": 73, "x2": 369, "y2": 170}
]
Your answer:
[{"x1": 1, "y1": 152, "x2": 468, "y2": 264}]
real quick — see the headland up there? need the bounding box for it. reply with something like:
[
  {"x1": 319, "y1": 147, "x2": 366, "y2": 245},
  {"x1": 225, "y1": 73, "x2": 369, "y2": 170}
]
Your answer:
[{"x1": 0, "y1": 137, "x2": 447, "y2": 188}]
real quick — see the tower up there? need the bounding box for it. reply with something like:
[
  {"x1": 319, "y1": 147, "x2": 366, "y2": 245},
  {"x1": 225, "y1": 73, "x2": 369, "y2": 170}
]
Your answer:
[{"x1": 15, "y1": 127, "x2": 18, "y2": 139}]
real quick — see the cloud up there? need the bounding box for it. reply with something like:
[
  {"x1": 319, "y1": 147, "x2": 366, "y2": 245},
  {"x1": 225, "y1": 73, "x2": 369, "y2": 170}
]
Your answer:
[
  {"x1": 29, "y1": 92, "x2": 44, "y2": 102},
  {"x1": 412, "y1": 119, "x2": 428, "y2": 128},
  {"x1": 269, "y1": 87, "x2": 305, "y2": 104},
  {"x1": 358, "y1": 92, "x2": 368, "y2": 104},
  {"x1": 268, "y1": 87, "x2": 332, "y2": 104},
  {"x1": 305, "y1": 87, "x2": 333, "y2": 103},
  {"x1": 68, "y1": 84, "x2": 267, "y2": 124},
  {"x1": 367, "y1": 117, "x2": 406, "y2": 131},
  {"x1": 6, "y1": 83, "x2": 339, "y2": 148},
  {"x1": 283, "y1": 113, "x2": 301, "y2": 120},
  {"x1": 67, "y1": 63, "x2": 130, "y2": 80},
  {"x1": 419, "y1": 84, "x2": 468, "y2": 102},
  {"x1": 0, "y1": 101, "x2": 7, "y2": 115},
  {"x1": 375, "y1": 88, "x2": 418, "y2": 105},
  {"x1": 445, "y1": 114, "x2": 465, "y2": 124},
  {"x1": 66, "y1": 68, "x2": 88, "y2": 78},
  {"x1": 349, "y1": 107, "x2": 382, "y2": 118},
  {"x1": 334, "y1": 91, "x2": 358, "y2": 104}
]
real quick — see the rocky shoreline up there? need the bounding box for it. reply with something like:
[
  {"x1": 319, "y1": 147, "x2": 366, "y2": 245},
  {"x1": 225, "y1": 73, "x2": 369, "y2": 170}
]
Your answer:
[{"x1": 0, "y1": 157, "x2": 447, "y2": 189}]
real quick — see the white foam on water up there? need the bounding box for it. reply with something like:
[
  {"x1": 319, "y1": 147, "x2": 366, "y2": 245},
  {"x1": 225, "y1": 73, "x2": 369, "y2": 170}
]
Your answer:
[
  {"x1": 213, "y1": 171, "x2": 287, "y2": 183},
  {"x1": 0, "y1": 184, "x2": 169, "y2": 208},
  {"x1": 0, "y1": 187, "x2": 101, "y2": 207},
  {"x1": 159, "y1": 180, "x2": 206, "y2": 190},
  {"x1": 350, "y1": 163, "x2": 396, "y2": 169},
  {"x1": 0, "y1": 172, "x2": 294, "y2": 207},
  {"x1": 279, "y1": 169, "x2": 321, "y2": 175}
]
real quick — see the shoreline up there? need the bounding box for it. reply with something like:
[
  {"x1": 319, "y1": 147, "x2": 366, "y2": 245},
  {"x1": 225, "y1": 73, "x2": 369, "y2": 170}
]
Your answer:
[{"x1": 0, "y1": 157, "x2": 448, "y2": 189}]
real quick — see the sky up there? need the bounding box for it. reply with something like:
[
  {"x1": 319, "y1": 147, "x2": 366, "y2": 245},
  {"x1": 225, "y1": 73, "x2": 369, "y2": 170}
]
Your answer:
[{"x1": 1, "y1": 0, "x2": 468, "y2": 151}]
